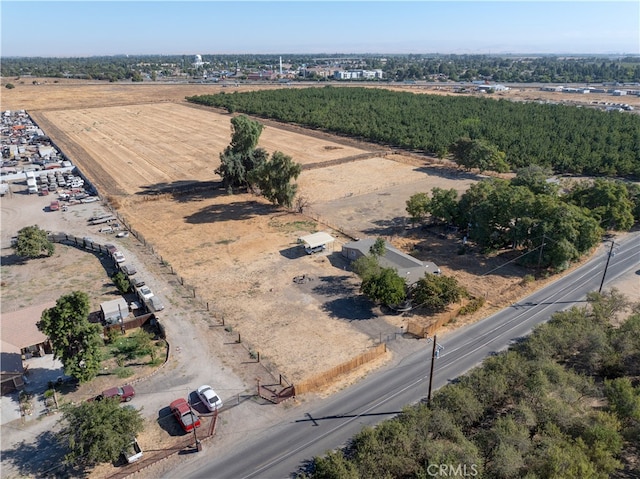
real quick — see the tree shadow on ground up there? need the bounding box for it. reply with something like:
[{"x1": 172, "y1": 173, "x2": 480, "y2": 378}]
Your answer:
[
  {"x1": 184, "y1": 200, "x2": 272, "y2": 224},
  {"x1": 134, "y1": 180, "x2": 224, "y2": 201},
  {"x1": 0, "y1": 251, "x2": 36, "y2": 266},
  {"x1": 312, "y1": 275, "x2": 359, "y2": 297},
  {"x1": 322, "y1": 296, "x2": 375, "y2": 321},
  {"x1": 1, "y1": 429, "x2": 76, "y2": 478},
  {"x1": 412, "y1": 164, "x2": 480, "y2": 182},
  {"x1": 361, "y1": 216, "x2": 407, "y2": 237}
]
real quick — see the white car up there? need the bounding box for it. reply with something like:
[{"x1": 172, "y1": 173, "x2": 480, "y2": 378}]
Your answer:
[
  {"x1": 197, "y1": 385, "x2": 223, "y2": 411},
  {"x1": 138, "y1": 286, "x2": 154, "y2": 300},
  {"x1": 113, "y1": 251, "x2": 126, "y2": 263}
]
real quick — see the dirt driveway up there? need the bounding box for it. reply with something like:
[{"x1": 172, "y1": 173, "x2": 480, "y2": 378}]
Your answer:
[{"x1": 0, "y1": 187, "x2": 292, "y2": 479}]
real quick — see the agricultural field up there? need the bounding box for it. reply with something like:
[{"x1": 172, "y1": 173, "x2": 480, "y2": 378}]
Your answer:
[{"x1": 2, "y1": 79, "x2": 623, "y2": 385}]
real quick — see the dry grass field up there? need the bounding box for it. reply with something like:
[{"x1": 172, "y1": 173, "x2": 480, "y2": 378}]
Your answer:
[{"x1": 3, "y1": 79, "x2": 635, "y2": 385}]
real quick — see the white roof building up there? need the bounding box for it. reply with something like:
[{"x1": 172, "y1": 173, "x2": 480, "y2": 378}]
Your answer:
[{"x1": 298, "y1": 232, "x2": 335, "y2": 249}]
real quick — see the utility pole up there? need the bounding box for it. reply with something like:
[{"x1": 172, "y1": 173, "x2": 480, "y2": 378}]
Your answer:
[
  {"x1": 598, "y1": 240, "x2": 616, "y2": 293},
  {"x1": 187, "y1": 392, "x2": 201, "y2": 452},
  {"x1": 427, "y1": 335, "x2": 437, "y2": 407},
  {"x1": 537, "y1": 233, "x2": 546, "y2": 269}
]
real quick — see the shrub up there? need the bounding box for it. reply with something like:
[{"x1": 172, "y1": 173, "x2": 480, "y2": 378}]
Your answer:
[
  {"x1": 114, "y1": 366, "x2": 133, "y2": 378},
  {"x1": 5, "y1": 83, "x2": 15, "y2": 89},
  {"x1": 459, "y1": 296, "x2": 486, "y2": 315},
  {"x1": 521, "y1": 274, "x2": 535, "y2": 285},
  {"x1": 111, "y1": 271, "x2": 130, "y2": 294}
]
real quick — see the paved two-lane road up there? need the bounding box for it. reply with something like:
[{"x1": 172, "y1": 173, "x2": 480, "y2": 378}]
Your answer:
[{"x1": 174, "y1": 233, "x2": 639, "y2": 479}]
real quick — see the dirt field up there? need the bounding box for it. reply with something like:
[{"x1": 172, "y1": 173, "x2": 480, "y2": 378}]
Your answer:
[{"x1": 2, "y1": 79, "x2": 637, "y2": 386}]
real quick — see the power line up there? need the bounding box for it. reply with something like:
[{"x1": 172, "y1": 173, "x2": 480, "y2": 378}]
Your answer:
[{"x1": 480, "y1": 243, "x2": 544, "y2": 277}]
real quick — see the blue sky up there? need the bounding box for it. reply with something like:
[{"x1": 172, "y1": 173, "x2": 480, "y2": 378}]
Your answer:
[{"x1": 1, "y1": 1, "x2": 638, "y2": 57}]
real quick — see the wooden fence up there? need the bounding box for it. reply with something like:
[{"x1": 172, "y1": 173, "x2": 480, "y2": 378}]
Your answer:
[
  {"x1": 293, "y1": 343, "x2": 387, "y2": 396},
  {"x1": 406, "y1": 300, "x2": 468, "y2": 338},
  {"x1": 102, "y1": 313, "x2": 156, "y2": 336}
]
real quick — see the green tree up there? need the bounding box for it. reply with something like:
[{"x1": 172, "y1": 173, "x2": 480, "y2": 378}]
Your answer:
[
  {"x1": 411, "y1": 273, "x2": 466, "y2": 311},
  {"x1": 37, "y1": 292, "x2": 103, "y2": 382},
  {"x1": 610, "y1": 313, "x2": 640, "y2": 377},
  {"x1": 431, "y1": 384, "x2": 483, "y2": 427},
  {"x1": 131, "y1": 328, "x2": 157, "y2": 362},
  {"x1": 604, "y1": 378, "x2": 640, "y2": 425},
  {"x1": 428, "y1": 187, "x2": 459, "y2": 224},
  {"x1": 406, "y1": 192, "x2": 430, "y2": 225},
  {"x1": 360, "y1": 267, "x2": 406, "y2": 306},
  {"x1": 351, "y1": 254, "x2": 381, "y2": 281},
  {"x1": 111, "y1": 271, "x2": 130, "y2": 294},
  {"x1": 511, "y1": 164, "x2": 558, "y2": 195},
  {"x1": 369, "y1": 237, "x2": 386, "y2": 258},
  {"x1": 58, "y1": 398, "x2": 144, "y2": 467},
  {"x1": 215, "y1": 115, "x2": 268, "y2": 190},
  {"x1": 248, "y1": 150, "x2": 302, "y2": 208},
  {"x1": 450, "y1": 137, "x2": 509, "y2": 173},
  {"x1": 567, "y1": 179, "x2": 635, "y2": 231},
  {"x1": 228, "y1": 114, "x2": 263, "y2": 154},
  {"x1": 311, "y1": 450, "x2": 359, "y2": 479},
  {"x1": 13, "y1": 225, "x2": 54, "y2": 258}
]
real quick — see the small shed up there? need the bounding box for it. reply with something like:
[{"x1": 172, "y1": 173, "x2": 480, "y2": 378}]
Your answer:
[
  {"x1": 101, "y1": 298, "x2": 129, "y2": 324},
  {"x1": 298, "y1": 232, "x2": 335, "y2": 252}
]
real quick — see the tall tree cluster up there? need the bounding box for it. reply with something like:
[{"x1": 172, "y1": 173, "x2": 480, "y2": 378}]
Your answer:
[
  {"x1": 406, "y1": 176, "x2": 638, "y2": 270},
  {"x1": 189, "y1": 87, "x2": 640, "y2": 178},
  {"x1": 215, "y1": 115, "x2": 301, "y2": 208},
  {"x1": 307, "y1": 290, "x2": 640, "y2": 479}
]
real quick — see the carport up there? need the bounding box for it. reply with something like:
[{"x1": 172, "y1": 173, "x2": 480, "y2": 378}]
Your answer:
[{"x1": 298, "y1": 232, "x2": 335, "y2": 253}]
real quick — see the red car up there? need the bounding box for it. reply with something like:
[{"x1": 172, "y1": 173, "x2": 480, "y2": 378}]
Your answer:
[
  {"x1": 170, "y1": 398, "x2": 201, "y2": 432},
  {"x1": 96, "y1": 385, "x2": 135, "y2": 402}
]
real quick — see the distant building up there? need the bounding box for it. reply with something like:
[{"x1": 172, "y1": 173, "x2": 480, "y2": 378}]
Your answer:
[
  {"x1": 477, "y1": 84, "x2": 509, "y2": 92},
  {"x1": 333, "y1": 69, "x2": 383, "y2": 80}
]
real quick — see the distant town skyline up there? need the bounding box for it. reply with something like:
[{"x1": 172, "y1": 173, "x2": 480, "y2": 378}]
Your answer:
[{"x1": 1, "y1": 1, "x2": 639, "y2": 58}]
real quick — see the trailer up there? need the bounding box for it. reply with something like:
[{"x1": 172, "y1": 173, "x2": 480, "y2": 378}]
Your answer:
[{"x1": 90, "y1": 216, "x2": 116, "y2": 225}]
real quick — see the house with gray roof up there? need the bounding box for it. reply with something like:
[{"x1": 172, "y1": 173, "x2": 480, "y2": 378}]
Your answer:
[{"x1": 342, "y1": 239, "x2": 440, "y2": 286}]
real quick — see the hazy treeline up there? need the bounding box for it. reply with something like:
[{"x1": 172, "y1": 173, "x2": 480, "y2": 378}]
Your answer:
[
  {"x1": 188, "y1": 87, "x2": 640, "y2": 177},
  {"x1": 2, "y1": 54, "x2": 639, "y2": 83}
]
